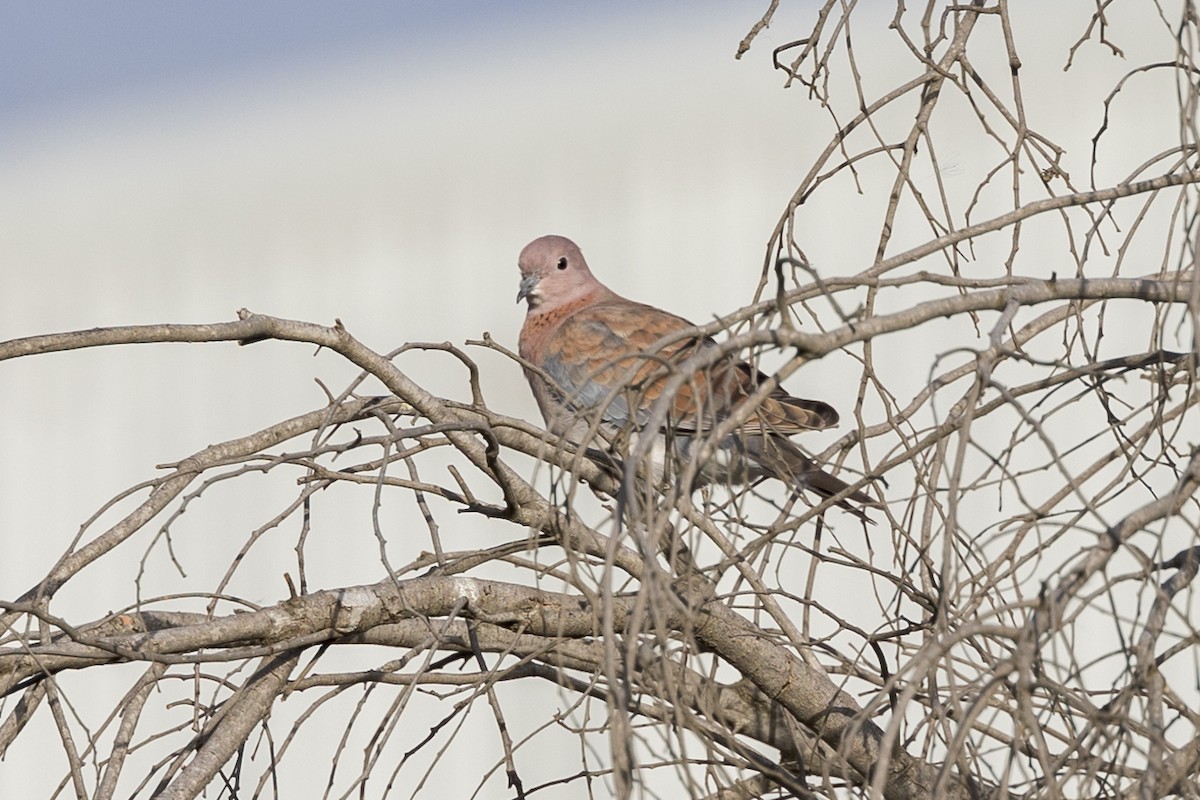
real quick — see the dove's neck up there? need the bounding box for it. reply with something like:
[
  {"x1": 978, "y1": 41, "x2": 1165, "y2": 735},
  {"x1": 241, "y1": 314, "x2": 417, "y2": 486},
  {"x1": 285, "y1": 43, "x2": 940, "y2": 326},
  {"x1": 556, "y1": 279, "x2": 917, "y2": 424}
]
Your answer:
[{"x1": 531, "y1": 283, "x2": 615, "y2": 320}]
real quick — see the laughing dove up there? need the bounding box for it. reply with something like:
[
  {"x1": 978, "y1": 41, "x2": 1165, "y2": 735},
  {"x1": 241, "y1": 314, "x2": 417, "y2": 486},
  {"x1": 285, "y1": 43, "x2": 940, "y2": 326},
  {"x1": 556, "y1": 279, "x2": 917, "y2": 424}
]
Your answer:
[{"x1": 516, "y1": 234, "x2": 876, "y2": 519}]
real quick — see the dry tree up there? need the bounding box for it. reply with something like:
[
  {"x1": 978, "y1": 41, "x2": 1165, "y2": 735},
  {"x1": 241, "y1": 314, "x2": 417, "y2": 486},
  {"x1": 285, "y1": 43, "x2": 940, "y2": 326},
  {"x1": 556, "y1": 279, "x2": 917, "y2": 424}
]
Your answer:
[{"x1": 2, "y1": 3, "x2": 1199, "y2": 799}]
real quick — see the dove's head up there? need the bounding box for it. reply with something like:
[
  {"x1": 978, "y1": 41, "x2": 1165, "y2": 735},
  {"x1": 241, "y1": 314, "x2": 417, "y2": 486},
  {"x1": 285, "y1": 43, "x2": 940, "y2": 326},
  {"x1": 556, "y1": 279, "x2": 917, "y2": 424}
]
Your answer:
[{"x1": 517, "y1": 235, "x2": 603, "y2": 311}]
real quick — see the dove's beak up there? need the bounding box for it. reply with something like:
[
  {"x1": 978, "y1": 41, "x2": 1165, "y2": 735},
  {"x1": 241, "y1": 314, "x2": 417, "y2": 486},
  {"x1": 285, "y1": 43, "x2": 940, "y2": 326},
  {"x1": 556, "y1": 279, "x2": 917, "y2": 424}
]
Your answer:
[{"x1": 516, "y1": 274, "x2": 539, "y2": 304}]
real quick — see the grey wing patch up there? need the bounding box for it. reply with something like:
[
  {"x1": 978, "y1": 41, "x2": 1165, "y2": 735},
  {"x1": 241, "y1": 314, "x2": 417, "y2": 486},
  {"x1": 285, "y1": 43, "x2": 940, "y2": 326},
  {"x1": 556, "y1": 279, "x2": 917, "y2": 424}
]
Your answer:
[{"x1": 541, "y1": 352, "x2": 634, "y2": 426}]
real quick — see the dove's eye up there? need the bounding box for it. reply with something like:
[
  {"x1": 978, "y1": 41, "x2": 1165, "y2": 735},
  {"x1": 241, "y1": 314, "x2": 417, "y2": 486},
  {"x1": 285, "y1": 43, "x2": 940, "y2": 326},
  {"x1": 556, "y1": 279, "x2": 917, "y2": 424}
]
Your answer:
[{"x1": 556, "y1": 257, "x2": 568, "y2": 270}]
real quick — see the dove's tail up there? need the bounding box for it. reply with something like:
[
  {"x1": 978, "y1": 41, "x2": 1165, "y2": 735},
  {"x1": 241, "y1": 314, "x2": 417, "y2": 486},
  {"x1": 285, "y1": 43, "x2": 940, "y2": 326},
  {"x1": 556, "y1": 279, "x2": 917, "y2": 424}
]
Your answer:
[{"x1": 746, "y1": 434, "x2": 879, "y2": 523}]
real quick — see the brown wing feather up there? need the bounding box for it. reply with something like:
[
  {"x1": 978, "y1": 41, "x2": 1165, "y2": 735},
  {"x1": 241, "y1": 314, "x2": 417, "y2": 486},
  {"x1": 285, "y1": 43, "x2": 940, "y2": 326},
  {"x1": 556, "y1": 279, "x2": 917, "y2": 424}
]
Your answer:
[
  {"x1": 730, "y1": 363, "x2": 839, "y2": 433},
  {"x1": 555, "y1": 301, "x2": 840, "y2": 435}
]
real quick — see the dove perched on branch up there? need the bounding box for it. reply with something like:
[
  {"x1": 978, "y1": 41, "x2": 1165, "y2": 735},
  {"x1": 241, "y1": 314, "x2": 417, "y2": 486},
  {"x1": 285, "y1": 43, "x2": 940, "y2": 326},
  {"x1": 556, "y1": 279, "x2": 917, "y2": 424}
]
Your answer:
[{"x1": 516, "y1": 234, "x2": 876, "y2": 519}]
